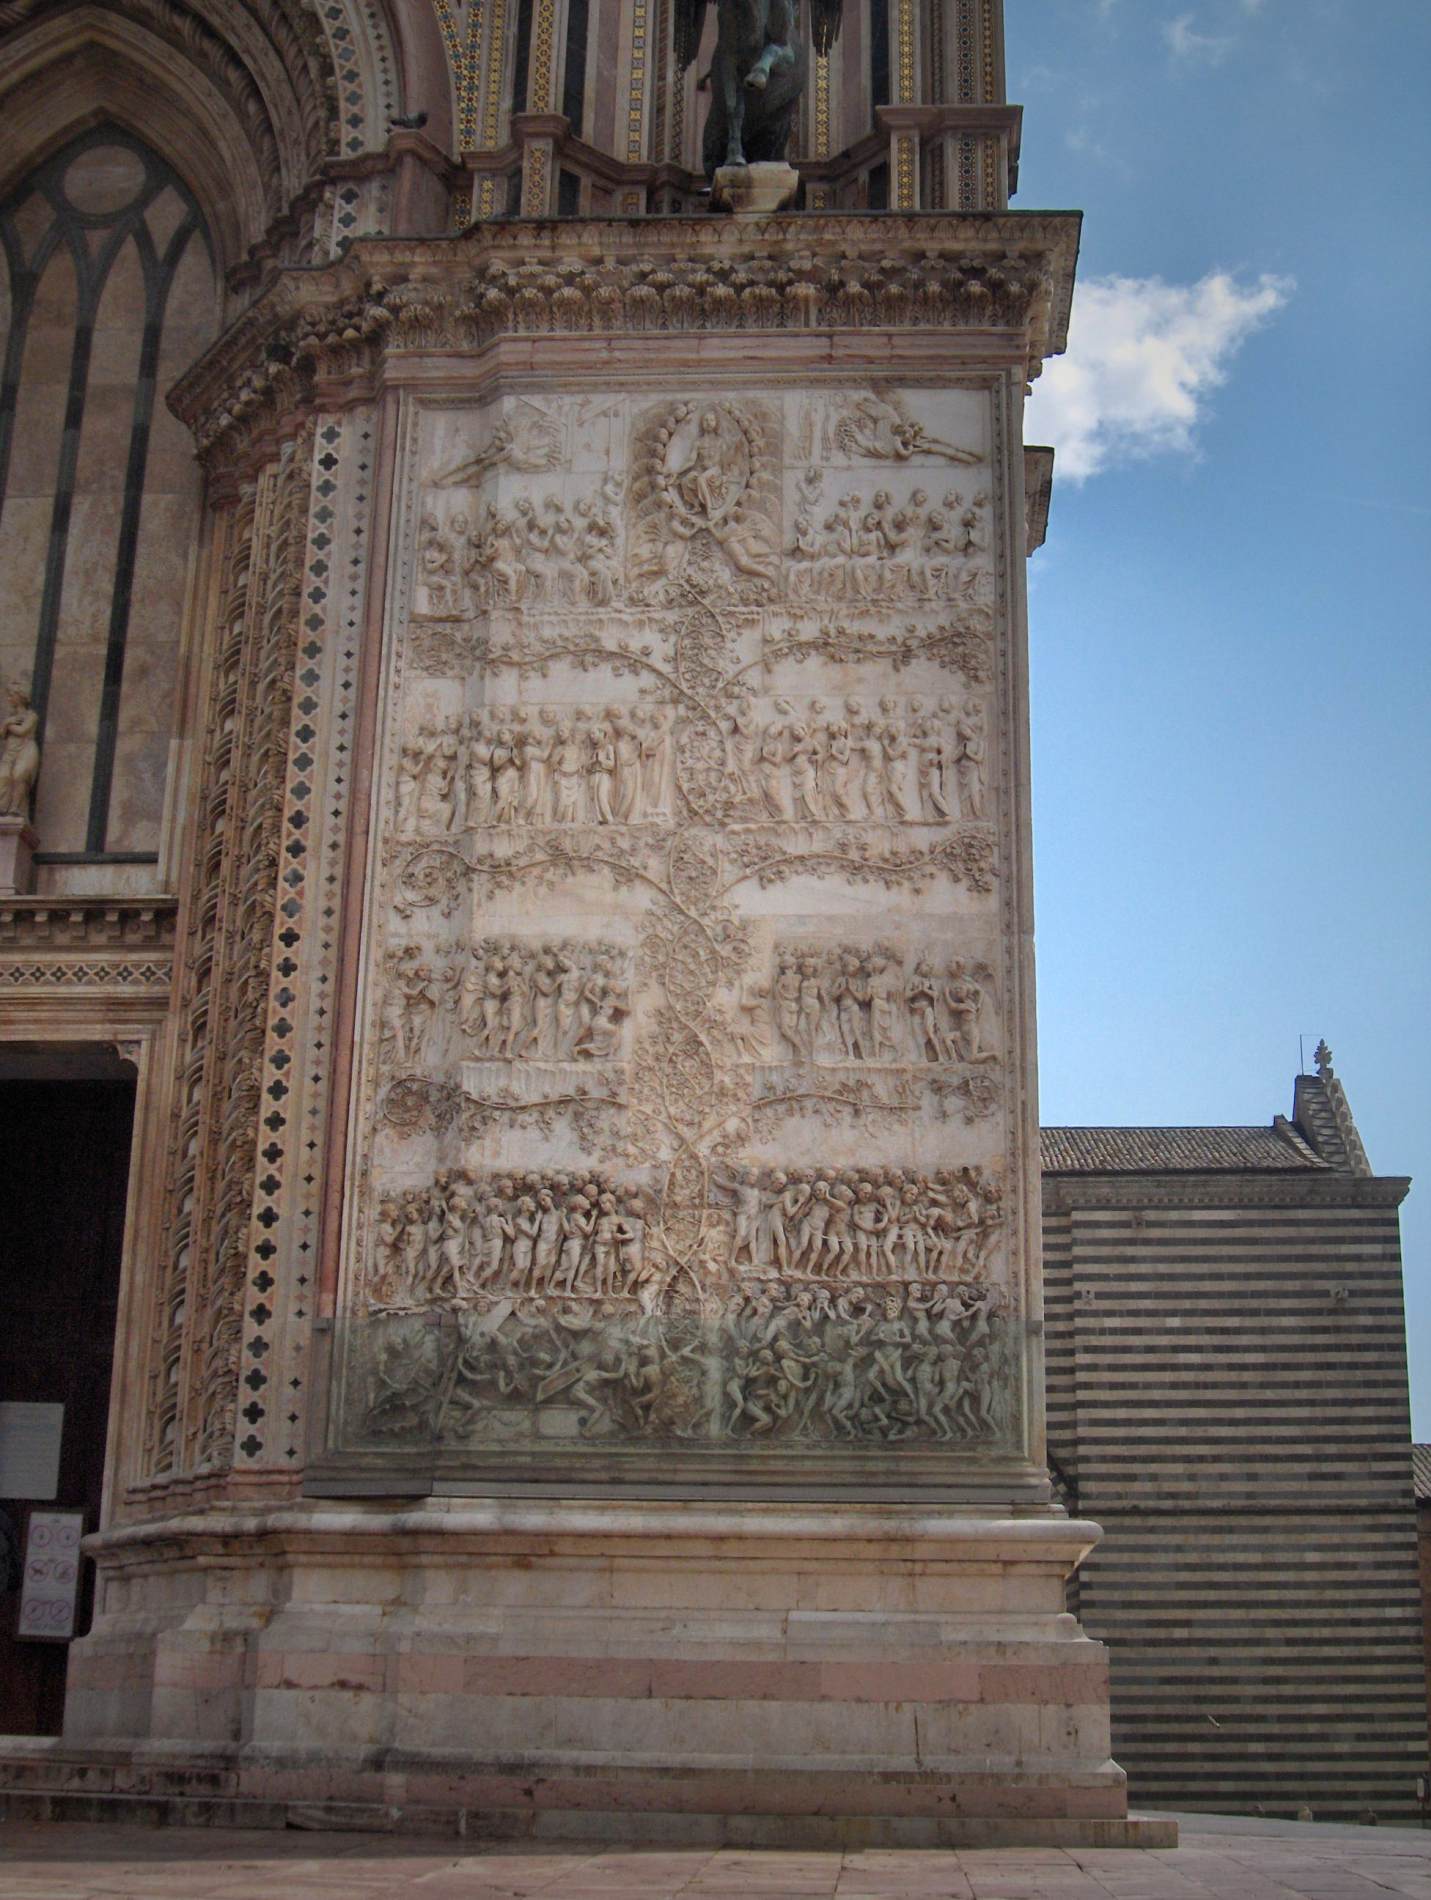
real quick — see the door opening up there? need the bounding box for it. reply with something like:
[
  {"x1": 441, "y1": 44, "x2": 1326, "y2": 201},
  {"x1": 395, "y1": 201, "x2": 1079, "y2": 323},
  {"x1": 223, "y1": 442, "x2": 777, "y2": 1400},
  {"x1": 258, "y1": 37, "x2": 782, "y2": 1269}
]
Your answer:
[{"x1": 0, "y1": 1064, "x2": 135, "y2": 1734}]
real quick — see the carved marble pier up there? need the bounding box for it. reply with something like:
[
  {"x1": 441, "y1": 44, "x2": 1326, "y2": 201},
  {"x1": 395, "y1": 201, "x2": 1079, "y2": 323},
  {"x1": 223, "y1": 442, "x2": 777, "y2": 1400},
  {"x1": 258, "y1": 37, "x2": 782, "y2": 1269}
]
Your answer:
[{"x1": 52, "y1": 212, "x2": 1155, "y2": 1843}]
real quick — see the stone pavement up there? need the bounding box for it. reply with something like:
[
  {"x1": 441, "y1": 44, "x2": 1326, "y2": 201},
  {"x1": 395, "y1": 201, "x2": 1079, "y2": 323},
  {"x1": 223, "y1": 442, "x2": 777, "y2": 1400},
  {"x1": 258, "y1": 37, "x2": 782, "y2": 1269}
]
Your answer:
[{"x1": 1, "y1": 1816, "x2": 1430, "y2": 1900}]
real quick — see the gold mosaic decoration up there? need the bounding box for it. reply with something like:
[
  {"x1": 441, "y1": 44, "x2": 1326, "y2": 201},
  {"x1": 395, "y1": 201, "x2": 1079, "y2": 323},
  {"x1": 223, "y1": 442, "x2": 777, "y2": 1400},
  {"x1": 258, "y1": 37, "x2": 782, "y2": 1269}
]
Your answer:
[
  {"x1": 814, "y1": 50, "x2": 830, "y2": 156},
  {"x1": 627, "y1": 0, "x2": 650, "y2": 162}
]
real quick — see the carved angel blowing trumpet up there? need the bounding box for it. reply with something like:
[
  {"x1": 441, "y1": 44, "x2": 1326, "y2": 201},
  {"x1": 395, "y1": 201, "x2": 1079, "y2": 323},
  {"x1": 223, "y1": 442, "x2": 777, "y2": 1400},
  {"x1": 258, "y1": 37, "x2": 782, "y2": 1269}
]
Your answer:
[{"x1": 676, "y1": 0, "x2": 845, "y2": 175}]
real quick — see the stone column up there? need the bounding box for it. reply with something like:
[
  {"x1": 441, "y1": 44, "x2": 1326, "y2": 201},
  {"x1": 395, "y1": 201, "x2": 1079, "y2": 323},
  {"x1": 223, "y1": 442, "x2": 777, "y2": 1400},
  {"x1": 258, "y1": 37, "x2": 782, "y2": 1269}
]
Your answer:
[{"x1": 59, "y1": 214, "x2": 1163, "y2": 1846}]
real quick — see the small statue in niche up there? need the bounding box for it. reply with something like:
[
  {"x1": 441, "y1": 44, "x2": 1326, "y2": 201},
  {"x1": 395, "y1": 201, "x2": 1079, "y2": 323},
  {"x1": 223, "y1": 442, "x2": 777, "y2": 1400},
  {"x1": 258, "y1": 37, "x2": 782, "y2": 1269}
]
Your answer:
[
  {"x1": 675, "y1": 0, "x2": 844, "y2": 176},
  {"x1": 0, "y1": 685, "x2": 40, "y2": 819}
]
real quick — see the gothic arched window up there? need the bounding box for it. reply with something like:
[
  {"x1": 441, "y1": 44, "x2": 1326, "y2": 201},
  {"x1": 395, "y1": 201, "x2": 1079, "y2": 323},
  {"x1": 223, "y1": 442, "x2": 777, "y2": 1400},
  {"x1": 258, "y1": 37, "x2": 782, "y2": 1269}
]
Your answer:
[{"x1": 0, "y1": 127, "x2": 217, "y2": 868}]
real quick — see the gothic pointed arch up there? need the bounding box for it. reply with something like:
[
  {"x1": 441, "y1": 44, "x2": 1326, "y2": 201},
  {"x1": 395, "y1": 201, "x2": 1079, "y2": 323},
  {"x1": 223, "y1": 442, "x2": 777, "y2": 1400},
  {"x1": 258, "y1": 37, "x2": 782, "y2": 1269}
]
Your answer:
[{"x1": 0, "y1": 0, "x2": 441, "y2": 284}]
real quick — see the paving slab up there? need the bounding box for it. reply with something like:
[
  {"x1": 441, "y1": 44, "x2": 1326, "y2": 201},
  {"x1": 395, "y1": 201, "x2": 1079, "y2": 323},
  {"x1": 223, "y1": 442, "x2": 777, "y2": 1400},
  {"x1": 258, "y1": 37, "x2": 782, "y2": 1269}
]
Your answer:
[{"x1": 1, "y1": 1816, "x2": 1429, "y2": 1900}]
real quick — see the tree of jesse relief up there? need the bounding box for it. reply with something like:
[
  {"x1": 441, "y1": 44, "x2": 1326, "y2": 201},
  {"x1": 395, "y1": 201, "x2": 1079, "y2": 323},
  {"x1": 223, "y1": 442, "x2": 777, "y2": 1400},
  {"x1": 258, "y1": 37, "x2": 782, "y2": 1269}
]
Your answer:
[{"x1": 353, "y1": 391, "x2": 1015, "y2": 1458}]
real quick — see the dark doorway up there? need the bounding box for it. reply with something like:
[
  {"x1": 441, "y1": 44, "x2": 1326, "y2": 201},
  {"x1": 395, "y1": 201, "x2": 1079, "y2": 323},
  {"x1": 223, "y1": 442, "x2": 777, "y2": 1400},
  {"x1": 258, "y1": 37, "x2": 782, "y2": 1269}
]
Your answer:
[{"x1": 0, "y1": 1072, "x2": 134, "y2": 1734}]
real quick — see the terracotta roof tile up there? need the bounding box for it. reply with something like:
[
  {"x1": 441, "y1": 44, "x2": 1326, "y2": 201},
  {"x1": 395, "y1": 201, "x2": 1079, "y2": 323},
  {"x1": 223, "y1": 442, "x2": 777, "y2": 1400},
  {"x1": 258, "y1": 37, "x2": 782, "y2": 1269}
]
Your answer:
[{"x1": 1039, "y1": 1122, "x2": 1327, "y2": 1174}]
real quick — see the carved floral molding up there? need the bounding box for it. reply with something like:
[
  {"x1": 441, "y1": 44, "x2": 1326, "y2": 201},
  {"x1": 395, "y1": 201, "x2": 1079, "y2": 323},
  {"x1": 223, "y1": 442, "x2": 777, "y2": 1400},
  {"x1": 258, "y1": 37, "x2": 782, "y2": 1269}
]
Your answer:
[{"x1": 170, "y1": 212, "x2": 1080, "y2": 471}]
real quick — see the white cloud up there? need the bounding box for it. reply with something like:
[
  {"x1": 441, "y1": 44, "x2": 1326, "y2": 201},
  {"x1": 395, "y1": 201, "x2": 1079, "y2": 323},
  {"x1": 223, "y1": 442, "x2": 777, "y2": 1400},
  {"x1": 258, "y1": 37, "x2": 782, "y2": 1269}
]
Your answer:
[
  {"x1": 1025, "y1": 271, "x2": 1293, "y2": 481},
  {"x1": 1164, "y1": 11, "x2": 1235, "y2": 62}
]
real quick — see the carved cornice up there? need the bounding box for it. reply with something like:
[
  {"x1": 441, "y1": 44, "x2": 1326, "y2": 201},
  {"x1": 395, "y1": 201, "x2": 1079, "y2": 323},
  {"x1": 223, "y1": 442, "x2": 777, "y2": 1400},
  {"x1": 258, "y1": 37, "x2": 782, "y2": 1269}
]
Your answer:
[
  {"x1": 0, "y1": 898, "x2": 176, "y2": 997},
  {"x1": 1023, "y1": 446, "x2": 1053, "y2": 556},
  {"x1": 0, "y1": 897, "x2": 178, "y2": 950},
  {"x1": 170, "y1": 211, "x2": 1081, "y2": 471},
  {"x1": 1041, "y1": 1170, "x2": 1411, "y2": 1214}
]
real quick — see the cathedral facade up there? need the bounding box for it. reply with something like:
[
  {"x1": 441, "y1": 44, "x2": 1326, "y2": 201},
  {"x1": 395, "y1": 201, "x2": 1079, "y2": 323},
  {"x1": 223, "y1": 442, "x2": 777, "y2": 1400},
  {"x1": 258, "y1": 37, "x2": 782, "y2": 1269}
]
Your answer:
[{"x1": 0, "y1": 0, "x2": 1418, "y2": 1843}]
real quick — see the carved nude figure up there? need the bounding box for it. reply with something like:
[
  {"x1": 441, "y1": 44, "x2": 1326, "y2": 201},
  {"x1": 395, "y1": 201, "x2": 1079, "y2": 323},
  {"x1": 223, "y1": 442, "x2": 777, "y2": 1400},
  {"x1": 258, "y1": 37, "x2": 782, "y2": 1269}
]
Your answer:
[
  {"x1": 849, "y1": 1181, "x2": 887, "y2": 1278},
  {"x1": 907, "y1": 958, "x2": 942, "y2": 1062},
  {"x1": 574, "y1": 976, "x2": 627, "y2": 1059},
  {"x1": 867, "y1": 953, "x2": 902, "y2": 1062},
  {"x1": 953, "y1": 698, "x2": 986, "y2": 819},
  {"x1": 477, "y1": 1198, "x2": 514, "y2": 1287},
  {"x1": 833, "y1": 951, "x2": 870, "y2": 1061},
  {"x1": 555, "y1": 1192, "x2": 597, "y2": 1294},
  {"x1": 773, "y1": 957, "x2": 802, "y2": 1058},
  {"x1": 532, "y1": 1189, "x2": 562, "y2": 1289},
  {"x1": 915, "y1": 721, "x2": 950, "y2": 821},
  {"x1": 500, "y1": 956, "x2": 531, "y2": 1059},
  {"x1": 0, "y1": 686, "x2": 41, "y2": 819},
  {"x1": 942, "y1": 960, "x2": 989, "y2": 1065},
  {"x1": 795, "y1": 955, "x2": 824, "y2": 1061}
]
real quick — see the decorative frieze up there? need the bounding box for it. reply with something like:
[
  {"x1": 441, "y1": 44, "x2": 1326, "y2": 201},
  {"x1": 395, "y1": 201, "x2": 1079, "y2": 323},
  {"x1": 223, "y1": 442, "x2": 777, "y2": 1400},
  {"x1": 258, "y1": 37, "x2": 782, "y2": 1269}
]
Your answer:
[
  {"x1": 0, "y1": 899, "x2": 177, "y2": 949},
  {"x1": 140, "y1": 425, "x2": 317, "y2": 1482},
  {"x1": 167, "y1": 213, "x2": 1079, "y2": 471},
  {"x1": 357, "y1": 1160, "x2": 1012, "y2": 1449}
]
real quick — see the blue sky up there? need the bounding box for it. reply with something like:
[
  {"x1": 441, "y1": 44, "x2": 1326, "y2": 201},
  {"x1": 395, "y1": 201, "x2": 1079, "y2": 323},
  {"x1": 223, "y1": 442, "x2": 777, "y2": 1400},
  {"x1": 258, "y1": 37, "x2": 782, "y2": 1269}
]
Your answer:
[{"x1": 1009, "y1": 1, "x2": 1431, "y2": 1434}]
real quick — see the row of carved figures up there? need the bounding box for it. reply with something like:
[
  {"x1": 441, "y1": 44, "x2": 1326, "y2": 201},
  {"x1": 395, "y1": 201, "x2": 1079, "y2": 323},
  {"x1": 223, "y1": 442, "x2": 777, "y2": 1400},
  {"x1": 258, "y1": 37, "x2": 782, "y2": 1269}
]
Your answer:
[
  {"x1": 414, "y1": 483, "x2": 989, "y2": 619},
  {"x1": 363, "y1": 1275, "x2": 1010, "y2": 1445},
  {"x1": 380, "y1": 937, "x2": 996, "y2": 1077},
  {"x1": 371, "y1": 1169, "x2": 650, "y2": 1309},
  {"x1": 417, "y1": 485, "x2": 624, "y2": 617},
  {"x1": 737, "y1": 950, "x2": 997, "y2": 1066},
  {"x1": 724, "y1": 693, "x2": 986, "y2": 823},
  {"x1": 722, "y1": 1277, "x2": 1006, "y2": 1441},
  {"x1": 381, "y1": 940, "x2": 629, "y2": 1070},
  {"x1": 717, "y1": 1164, "x2": 1001, "y2": 1283},
  {"x1": 395, "y1": 695, "x2": 986, "y2": 835},
  {"x1": 396, "y1": 707, "x2": 673, "y2": 833},
  {"x1": 369, "y1": 1163, "x2": 1002, "y2": 1314},
  {"x1": 788, "y1": 488, "x2": 988, "y2": 603}
]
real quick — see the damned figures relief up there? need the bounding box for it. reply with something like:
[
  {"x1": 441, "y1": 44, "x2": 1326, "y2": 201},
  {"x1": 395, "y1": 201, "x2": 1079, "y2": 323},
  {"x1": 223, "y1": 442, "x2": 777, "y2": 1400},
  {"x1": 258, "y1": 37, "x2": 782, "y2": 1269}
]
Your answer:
[{"x1": 342, "y1": 383, "x2": 1022, "y2": 1467}]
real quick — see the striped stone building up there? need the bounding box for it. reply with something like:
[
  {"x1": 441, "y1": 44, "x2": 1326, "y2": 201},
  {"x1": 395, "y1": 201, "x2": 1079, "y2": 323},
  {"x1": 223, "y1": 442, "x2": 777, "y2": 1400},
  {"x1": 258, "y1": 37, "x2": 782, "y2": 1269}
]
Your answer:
[
  {"x1": 1415, "y1": 1445, "x2": 1431, "y2": 1749},
  {"x1": 1043, "y1": 1048, "x2": 1428, "y2": 1821}
]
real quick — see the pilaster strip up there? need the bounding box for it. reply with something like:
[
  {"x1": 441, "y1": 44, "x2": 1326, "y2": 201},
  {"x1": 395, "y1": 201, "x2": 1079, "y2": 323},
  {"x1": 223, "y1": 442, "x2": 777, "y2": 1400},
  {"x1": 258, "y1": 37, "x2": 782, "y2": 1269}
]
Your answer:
[{"x1": 233, "y1": 409, "x2": 375, "y2": 1471}]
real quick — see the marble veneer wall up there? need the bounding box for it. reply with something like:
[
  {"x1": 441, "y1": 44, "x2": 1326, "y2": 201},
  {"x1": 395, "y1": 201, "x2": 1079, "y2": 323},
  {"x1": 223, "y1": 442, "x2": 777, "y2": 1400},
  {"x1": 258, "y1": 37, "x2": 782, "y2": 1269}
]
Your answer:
[{"x1": 49, "y1": 218, "x2": 1158, "y2": 1844}]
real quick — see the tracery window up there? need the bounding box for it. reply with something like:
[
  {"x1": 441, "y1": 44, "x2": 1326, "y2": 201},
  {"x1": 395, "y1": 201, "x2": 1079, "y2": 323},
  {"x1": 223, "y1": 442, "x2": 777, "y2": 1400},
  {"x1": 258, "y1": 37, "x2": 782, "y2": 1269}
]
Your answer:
[{"x1": 0, "y1": 127, "x2": 216, "y2": 868}]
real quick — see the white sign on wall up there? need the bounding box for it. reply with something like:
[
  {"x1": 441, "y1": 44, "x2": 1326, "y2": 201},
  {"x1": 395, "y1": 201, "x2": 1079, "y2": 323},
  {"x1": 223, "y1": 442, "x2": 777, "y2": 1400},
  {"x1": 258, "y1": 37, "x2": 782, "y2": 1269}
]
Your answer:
[
  {"x1": 17, "y1": 1510, "x2": 84, "y2": 1642},
  {"x1": 0, "y1": 1402, "x2": 64, "y2": 1500}
]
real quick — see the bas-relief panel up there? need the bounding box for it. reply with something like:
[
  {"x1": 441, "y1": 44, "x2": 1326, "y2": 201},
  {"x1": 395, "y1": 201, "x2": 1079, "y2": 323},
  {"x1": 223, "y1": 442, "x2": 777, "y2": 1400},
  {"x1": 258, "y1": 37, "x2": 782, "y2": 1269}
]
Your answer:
[{"x1": 338, "y1": 381, "x2": 1025, "y2": 1467}]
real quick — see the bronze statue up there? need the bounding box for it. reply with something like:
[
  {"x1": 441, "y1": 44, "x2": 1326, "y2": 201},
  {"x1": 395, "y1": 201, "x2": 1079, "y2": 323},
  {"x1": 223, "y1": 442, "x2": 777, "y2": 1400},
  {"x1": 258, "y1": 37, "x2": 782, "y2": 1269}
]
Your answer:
[{"x1": 675, "y1": 0, "x2": 844, "y2": 177}]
